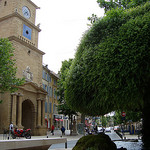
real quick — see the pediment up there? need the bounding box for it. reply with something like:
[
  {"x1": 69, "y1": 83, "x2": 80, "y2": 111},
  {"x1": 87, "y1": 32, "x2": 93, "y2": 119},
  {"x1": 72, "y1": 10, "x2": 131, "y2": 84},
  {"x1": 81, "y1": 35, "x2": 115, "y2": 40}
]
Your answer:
[{"x1": 19, "y1": 82, "x2": 47, "y2": 95}]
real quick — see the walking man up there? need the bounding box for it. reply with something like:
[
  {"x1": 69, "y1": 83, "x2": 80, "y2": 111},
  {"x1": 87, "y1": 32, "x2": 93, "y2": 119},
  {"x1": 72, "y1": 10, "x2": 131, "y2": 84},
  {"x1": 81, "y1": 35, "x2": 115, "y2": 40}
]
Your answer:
[
  {"x1": 8, "y1": 122, "x2": 13, "y2": 139},
  {"x1": 61, "y1": 126, "x2": 65, "y2": 136}
]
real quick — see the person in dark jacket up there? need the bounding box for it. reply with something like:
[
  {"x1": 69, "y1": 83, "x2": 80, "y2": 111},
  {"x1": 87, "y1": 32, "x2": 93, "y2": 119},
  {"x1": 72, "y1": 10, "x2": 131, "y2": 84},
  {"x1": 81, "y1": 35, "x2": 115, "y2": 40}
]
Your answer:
[{"x1": 61, "y1": 126, "x2": 65, "y2": 136}]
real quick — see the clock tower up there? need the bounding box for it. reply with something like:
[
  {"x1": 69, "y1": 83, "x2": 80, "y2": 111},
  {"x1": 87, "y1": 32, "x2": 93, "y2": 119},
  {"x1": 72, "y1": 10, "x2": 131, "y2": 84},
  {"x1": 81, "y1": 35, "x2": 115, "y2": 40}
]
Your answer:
[{"x1": 0, "y1": 0, "x2": 47, "y2": 135}]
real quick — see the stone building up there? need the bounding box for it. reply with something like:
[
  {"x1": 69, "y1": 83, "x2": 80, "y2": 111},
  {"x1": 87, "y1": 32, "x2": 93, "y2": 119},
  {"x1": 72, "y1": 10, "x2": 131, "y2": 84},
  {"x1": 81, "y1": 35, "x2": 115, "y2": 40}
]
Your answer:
[
  {"x1": 0, "y1": 0, "x2": 47, "y2": 135},
  {"x1": 42, "y1": 65, "x2": 59, "y2": 130},
  {"x1": 42, "y1": 65, "x2": 70, "y2": 131}
]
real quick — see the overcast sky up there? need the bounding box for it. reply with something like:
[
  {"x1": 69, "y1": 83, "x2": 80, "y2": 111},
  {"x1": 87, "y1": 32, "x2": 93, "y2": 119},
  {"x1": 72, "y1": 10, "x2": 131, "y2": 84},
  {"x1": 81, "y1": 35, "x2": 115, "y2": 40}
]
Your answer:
[{"x1": 32, "y1": 0, "x2": 104, "y2": 73}]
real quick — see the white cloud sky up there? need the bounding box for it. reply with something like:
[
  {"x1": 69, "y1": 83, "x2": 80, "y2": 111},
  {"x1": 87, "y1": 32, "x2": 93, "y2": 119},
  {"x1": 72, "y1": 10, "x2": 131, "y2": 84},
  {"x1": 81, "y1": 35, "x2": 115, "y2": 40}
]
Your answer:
[{"x1": 32, "y1": 0, "x2": 104, "y2": 73}]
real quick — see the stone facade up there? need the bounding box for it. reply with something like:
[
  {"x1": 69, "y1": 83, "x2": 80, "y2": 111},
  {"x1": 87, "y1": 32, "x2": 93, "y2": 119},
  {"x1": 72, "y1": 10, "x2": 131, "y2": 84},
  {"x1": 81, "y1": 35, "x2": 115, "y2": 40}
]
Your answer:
[{"x1": 0, "y1": 0, "x2": 47, "y2": 135}]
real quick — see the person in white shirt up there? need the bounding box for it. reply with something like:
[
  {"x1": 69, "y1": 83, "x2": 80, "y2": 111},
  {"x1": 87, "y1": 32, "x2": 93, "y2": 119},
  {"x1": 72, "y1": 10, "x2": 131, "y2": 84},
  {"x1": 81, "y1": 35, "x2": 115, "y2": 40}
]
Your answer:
[{"x1": 8, "y1": 122, "x2": 13, "y2": 139}]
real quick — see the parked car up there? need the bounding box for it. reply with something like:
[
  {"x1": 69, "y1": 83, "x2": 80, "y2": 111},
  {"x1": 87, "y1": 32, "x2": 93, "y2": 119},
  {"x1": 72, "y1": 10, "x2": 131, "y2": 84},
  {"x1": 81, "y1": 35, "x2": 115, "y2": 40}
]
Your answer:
[
  {"x1": 105, "y1": 127, "x2": 111, "y2": 132},
  {"x1": 114, "y1": 126, "x2": 120, "y2": 131},
  {"x1": 98, "y1": 127, "x2": 105, "y2": 133}
]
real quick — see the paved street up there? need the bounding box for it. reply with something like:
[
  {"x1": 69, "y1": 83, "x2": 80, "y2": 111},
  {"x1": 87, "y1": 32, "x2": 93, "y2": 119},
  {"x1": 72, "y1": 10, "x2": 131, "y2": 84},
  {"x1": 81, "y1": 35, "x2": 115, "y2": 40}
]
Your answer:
[{"x1": 0, "y1": 130, "x2": 142, "y2": 150}]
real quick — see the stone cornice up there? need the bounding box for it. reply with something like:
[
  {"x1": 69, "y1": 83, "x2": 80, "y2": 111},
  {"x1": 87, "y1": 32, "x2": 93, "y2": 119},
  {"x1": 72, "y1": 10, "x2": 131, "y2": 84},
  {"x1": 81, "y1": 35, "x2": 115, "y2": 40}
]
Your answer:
[
  {"x1": 0, "y1": 12, "x2": 41, "y2": 32},
  {"x1": 28, "y1": 0, "x2": 40, "y2": 9},
  {"x1": 8, "y1": 36, "x2": 45, "y2": 55},
  {"x1": 18, "y1": 83, "x2": 47, "y2": 95}
]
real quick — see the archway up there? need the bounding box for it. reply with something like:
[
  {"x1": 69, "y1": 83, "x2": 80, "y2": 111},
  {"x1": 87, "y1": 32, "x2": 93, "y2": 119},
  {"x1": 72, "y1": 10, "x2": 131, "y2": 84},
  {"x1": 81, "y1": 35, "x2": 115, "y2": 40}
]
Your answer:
[{"x1": 22, "y1": 100, "x2": 35, "y2": 131}]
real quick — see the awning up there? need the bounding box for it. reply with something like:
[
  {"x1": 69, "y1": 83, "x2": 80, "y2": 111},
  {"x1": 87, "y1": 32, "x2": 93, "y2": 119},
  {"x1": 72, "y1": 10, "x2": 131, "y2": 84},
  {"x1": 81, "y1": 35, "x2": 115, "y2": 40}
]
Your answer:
[{"x1": 55, "y1": 119, "x2": 63, "y2": 121}]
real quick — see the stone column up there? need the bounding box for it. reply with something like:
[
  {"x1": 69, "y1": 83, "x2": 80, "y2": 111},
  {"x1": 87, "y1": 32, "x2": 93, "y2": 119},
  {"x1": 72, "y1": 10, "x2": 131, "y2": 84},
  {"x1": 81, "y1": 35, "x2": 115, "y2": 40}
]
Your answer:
[
  {"x1": 42, "y1": 100, "x2": 45, "y2": 126},
  {"x1": 17, "y1": 94, "x2": 23, "y2": 128},
  {"x1": 11, "y1": 93, "x2": 17, "y2": 126},
  {"x1": 37, "y1": 99, "x2": 41, "y2": 127}
]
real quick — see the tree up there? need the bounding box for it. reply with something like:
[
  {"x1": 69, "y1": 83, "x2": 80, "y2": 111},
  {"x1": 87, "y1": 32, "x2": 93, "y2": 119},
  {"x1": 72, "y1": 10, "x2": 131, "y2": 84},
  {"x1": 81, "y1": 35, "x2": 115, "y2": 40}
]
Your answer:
[
  {"x1": 0, "y1": 38, "x2": 24, "y2": 101},
  {"x1": 113, "y1": 111, "x2": 142, "y2": 125},
  {"x1": 97, "y1": 0, "x2": 149, "y2": 13},
  {"x1": 101, "y1": 116, "x2": 111, "y2": 127},
  {"x1": 65, "y1": 2, "x2": 150, "y2": 148},
  {"x1": 87, "y1": 14, "x2": 99, "y2": 26},
  {"x1": 57, "y1": 59, "x2": 77, "y2": 134}
]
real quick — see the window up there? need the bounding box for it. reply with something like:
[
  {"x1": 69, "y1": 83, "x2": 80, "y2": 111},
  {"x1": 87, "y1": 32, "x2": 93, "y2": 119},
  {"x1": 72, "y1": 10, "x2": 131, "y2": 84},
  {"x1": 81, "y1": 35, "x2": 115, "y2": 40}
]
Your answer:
[
  {"x1": 42, "y1": 70, "x2": 47, "y2": 80},
  {"x1": 53, "y1": 104, "x2": 55, "y2": 113},
  {"x1": 49, "y1": 102, "x2": 52, "y2": 113},
  {"x1": 42, "y1": 70, "x2": 45, "y2": 79},
  {"x1": 43, "y1": 84, "x2": 45, "y2": 90},
  {"x1": 51, "y1": 87, "x2": 53, "y2": 97},
  {"x1": 4, "y1": 1, "x2": 7, "y2": 6},
  {"x1": 45, "y1": 85, "x2": 47, "y2": 92},
  {"x1": 54, "y1": 88, "x2": 56, "y2": 99},
  {"x1": 57, "y1": 95, "x2": 59, "y2": 100},
  {"x1": 45, "y1": 102, "x2": 47, "y2": 113},
  {"x1": 47, "y1": 74, "x2": 49, "y2": 81},
  {"x1": 46, "y1": 85, "x2": 49, "y2": 93},
  {"x1": 54, "y1": 79, "x2": 57, "y2": 85},
  {"x1": 49, "y1": 86, "x2": 52, "y2": 97},
  {"x1": 49, "y1": 76, "x2": 52, "y2": 82}
]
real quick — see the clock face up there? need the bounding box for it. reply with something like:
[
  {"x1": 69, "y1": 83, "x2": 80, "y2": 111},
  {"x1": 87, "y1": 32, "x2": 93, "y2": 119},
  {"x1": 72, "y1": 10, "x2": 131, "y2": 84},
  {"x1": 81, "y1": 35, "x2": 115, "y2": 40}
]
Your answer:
[{"x1": 22, "y1": 6, "x2": 30, "y2": 19}]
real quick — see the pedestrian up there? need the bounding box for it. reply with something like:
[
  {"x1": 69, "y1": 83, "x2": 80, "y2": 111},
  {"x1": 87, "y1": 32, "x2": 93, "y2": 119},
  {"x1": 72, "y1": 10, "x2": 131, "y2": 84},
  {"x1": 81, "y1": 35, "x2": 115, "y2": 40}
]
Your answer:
[
  {"x1": 51, "y1": 125, "x2": 55, "y2": 135},
  {"x1": 61, "y1": 126, "x2": 65, "y2": 136},
  {"x1": 95, "y1": 125, "x2": 98, "y2": 133},
  {"x1": 8, "y1": 122, "x2": 13, "y2": 139}
]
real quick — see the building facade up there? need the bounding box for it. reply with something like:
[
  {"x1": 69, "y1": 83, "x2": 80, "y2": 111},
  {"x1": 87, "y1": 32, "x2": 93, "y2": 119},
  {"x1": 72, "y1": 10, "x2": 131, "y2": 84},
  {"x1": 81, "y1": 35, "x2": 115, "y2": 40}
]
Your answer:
[
  {"x1": 42, "y1": 65, "x2": 70, "y2": 131},
  {"x1": 0, "y1": 0, "x2": 47, "y2": 135},
  {"x1": 42, "y1": 65, "x2": 59, "y2": 130}
]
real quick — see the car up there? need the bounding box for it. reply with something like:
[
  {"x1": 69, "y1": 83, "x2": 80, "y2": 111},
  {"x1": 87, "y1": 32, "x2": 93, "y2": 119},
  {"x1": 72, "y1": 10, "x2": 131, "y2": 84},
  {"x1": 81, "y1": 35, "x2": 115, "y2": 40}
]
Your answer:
[
  {"x1": 114, "y1": 126, "x2": 120, "y2": 131},
  {"x1": 105, "y1": 127, "x2": 111, "y2": 132},
  {"x1": 97, "y1": 127, "x2": 105, "y2": 133}
]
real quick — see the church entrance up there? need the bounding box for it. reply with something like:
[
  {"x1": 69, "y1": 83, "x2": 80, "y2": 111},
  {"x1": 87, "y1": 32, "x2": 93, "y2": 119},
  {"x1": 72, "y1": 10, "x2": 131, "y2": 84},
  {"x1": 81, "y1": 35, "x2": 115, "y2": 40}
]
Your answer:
[{"x1": 22, "y1": 100, "x2": 35, "y2": 131}]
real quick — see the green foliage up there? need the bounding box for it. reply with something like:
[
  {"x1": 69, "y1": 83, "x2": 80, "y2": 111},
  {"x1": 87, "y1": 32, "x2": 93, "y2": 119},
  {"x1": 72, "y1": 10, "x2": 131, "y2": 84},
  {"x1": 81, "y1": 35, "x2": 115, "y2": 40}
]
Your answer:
[
  {"x1": 113, "y1": 110, "x2": 142, "y2": 125},
  {"x1": 0, "y1": 38, "x2": 24, "y2": 94},
  {"x1": 87, "y1": 14, "x2": 99, "y2": 26},
  {"x1": 101, "y1": 116, "x2": 111, "y2": 127},
  {"x1": 97, "y1": 0, "x2": 149, "y2": 13},
  {"x1": 65, "y1": 2, "x2": 150, "y2": 116},
  {"x1": 57, "y1": 59, "x2": 77, "y2": 117},
  {"x1": 73, "y1": 133, "x2": 117, "y2": 150}
]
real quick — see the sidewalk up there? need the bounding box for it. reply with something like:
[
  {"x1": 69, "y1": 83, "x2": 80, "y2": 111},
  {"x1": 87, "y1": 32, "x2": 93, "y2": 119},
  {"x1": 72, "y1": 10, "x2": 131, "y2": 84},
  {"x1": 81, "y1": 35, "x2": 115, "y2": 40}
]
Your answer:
[
  {"x1": 0, "y1": 130, "x2": 83, "y2": 140},
  {"x1": 0, "y1": 130, "x2": 83, "y2": 150},
  {"x1": 123, "y1": 132, "x2": 140, "y2": 140},
  {"x1": 46, "y1": 130, "x2": 83, "y2": 141}
]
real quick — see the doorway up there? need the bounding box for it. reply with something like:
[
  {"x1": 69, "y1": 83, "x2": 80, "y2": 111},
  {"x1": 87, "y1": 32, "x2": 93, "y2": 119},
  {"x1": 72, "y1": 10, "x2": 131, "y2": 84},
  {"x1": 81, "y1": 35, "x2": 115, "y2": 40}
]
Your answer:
[{"x1": 22, "y1": 100, "x2": 35, "y2": 131}]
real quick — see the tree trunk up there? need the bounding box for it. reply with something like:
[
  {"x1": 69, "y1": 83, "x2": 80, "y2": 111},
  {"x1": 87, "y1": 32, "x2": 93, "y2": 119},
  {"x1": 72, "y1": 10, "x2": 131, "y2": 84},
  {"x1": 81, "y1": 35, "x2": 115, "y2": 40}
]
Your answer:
[
  {"x1": 69, "y1": 115, "x2": 73, "y2": 135},
  {"x1": 142, "y1": 90, "x2": 150, "y2": 149}
]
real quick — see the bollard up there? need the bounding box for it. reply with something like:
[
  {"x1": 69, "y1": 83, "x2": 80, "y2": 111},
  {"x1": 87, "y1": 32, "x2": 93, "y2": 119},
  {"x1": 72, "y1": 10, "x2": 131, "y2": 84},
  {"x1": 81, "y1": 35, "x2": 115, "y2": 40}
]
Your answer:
[{"x1": 65, "y1": 142, "x2": 67, "y2": 149}]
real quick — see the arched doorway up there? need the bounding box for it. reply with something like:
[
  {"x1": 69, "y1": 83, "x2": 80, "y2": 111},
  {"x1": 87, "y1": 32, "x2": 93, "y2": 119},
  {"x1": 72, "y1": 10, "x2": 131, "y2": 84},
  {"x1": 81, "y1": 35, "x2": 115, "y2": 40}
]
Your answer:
[{"x1": 22, "y1": 100, "x2": 35, "y2": 131}]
